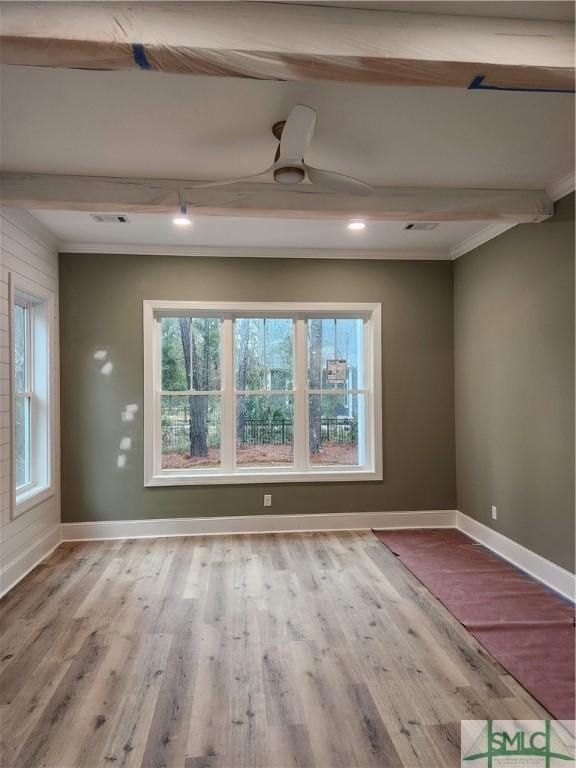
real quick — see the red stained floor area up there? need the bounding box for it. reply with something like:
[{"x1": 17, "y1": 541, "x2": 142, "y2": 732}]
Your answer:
[{"x1": 374, "y1": 528, "x2": 575, "y2": 720}]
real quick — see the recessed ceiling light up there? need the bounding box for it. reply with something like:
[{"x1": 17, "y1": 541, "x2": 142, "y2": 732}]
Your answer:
[
  {"x1": 173, "y1": 215, "x2": 192, "y2": 227},
  {"x1": 347, "y1": 220, "x2": 366, "y2": 231},
  {"x1": 173, "y1": 188, "x2": 193, "y2": 227}
]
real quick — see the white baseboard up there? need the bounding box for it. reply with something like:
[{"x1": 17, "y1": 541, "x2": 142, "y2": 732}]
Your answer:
[
  {"x1": 0, "y1": 524, "x2": 62, "y2": 599},
  {"x1": 4, "y1": 512, "x2": 574, "y2": 604},
  {"x1": 457, "y1": 512, "x2": 575, "y2": 602},
  {"x1": 61, "y1": 509, "x2": 457, "y2": 542}
]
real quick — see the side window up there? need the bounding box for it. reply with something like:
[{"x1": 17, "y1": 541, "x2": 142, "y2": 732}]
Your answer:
[{"x1": 11, "y1": 284, "x2": 52, "y2": 515}]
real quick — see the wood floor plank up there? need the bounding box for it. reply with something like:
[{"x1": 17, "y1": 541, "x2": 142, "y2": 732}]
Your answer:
[
  {"x1": 13, "y1": 628, "x2": 108, "y2": 768},
  {"x1": 141, "y1": 632, "x2": 199, "y2": 768},
  {"x1": 97, "y1": 633, "x2": 173, "y2": 768},
  {"x1": 0, "y1": 531, "x2": 552, "y2": 768},
  {"x1": 0, "y1": 658, "x2": 73, "y2": 766}
]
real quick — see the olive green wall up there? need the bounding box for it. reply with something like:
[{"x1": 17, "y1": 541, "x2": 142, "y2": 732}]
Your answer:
[
  {"x1": 454, "y1": 194, "x2": 575, "y2": 572},
  {"x1": 59, "y1": 255, "x2": 456, "y2": 523}
]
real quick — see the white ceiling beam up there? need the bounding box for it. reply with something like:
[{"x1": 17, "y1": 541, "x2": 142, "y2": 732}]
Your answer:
[
  {"x1": 0, "y1": 2, "x2": 573, "y2": 91},
  {"x1": 0, "y1": 173, "x2": 553, "y2": 223}
]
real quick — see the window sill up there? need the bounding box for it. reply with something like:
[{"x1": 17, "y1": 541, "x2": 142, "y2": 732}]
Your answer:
[
  {"x1": 14, "y1": 484, "x2": 54, "y2": 518},
  {"x1": 145, "y1": 468, "x2": 382, "y2": 487}
]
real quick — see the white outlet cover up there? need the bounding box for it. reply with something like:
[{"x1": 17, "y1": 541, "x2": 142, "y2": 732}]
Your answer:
[
  {"x1": 491, "y1": 505, "x2": 497, "y2": 520},
  {"x1": 264, "y1": 494, "x2": 272, "y2": 507}
]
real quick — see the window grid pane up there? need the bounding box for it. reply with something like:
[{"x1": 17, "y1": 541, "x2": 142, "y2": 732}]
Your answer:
[
  {"x1": 308, "y1": 393, "x2": 363, "y2": 467},
  {"x1": 14, "y1": 302, "x2": 28, "y2": 394},
  {"x1": 307, "y1": 318, "x2": 363, "y2": 391},
  {"x1": 161, "y1": 317, "x2": 221, "y2": 392},
  {"x1": 15, "y1": 394, "x2": 31, "y2": 489},
  {"x1": 236, "y1": 394, "x2": 294, "y2": 467},
  {"x1": 235, "y1": 318, "x2": 293, "y2": 391},
  {"x1": 161, "y1": 395, "x2": 221, "y2": 469}
]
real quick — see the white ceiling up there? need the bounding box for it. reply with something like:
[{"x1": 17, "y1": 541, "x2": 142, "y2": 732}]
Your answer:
[
  {"x1": 31, "y1": 210, "x2": 492, "y2": 256},
  {"x1": 2, "y1": 1, "x2": 574, "y2": 257},
  {"x1": 1, "y1": 66, "x2": 573, "y2": 190}
]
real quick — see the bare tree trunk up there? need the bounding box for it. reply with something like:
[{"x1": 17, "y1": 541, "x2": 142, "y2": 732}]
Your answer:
[
  {"x1": 179, "y1": 318, "x2": 208, "y2": 457},
  {"x1": 189, "y1": 397, "x2": 208, "y2": 456},
  {"x1": 236, "y1": 319, "x2": 250, "y2": 445},
  {"x1": 309, "y1": 319, "x2": 323, "y2": 455},
  {"x1": 179, "y1": 318, "x2": 192, "y2": 390}
]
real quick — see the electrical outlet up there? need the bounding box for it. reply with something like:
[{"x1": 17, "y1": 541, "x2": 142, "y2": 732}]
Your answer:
[
  {"x1": 264, "y1": 494, "x2": 272, "y2": 507},
  {"x1": 491, "y1": 505, "x2": 497, "y2": 521}
]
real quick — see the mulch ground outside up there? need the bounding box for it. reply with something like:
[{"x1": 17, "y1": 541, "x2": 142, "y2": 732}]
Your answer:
[{"x1": 162, "y1": 442, "x2": 358, "y2": 468}]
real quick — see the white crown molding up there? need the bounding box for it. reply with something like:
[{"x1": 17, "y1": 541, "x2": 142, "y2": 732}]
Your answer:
[
  {"x1": 450, "y1": 222, "x2": 517, "y2": 260},
  {"x1": 457, "y1": 512, "x2": 575, "y2": 602},
  {"x1": 57, "y1": 243, "x2": 451, "y2": 260},
  {"x1": 547, "y1": 172, "x2": 576, "y2": 203},
  {"x1": 450, "y1": 171, "x2": 575, "y2": 260}
]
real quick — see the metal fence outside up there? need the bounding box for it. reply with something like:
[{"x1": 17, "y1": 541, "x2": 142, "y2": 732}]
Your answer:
[{"x1": 161, "y1": 417, "x2": 356, "y2": 452}]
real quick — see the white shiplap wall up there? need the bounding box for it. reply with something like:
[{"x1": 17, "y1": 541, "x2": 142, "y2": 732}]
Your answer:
[{"x1": 0, "y1": 208, "x2": 61, "y2": 595}]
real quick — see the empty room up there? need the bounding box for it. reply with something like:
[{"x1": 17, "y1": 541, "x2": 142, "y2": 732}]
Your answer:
[{"x1": 0, "y1": 2, "x2": 574, "y2": 767}]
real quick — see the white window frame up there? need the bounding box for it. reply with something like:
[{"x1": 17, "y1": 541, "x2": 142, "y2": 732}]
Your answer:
[
  {"x1": 143, "y1": 300, "x2": 382, "y2": 486},
  {"x1": 9, "y1": 274, "x2": 55, "y2": 517}
]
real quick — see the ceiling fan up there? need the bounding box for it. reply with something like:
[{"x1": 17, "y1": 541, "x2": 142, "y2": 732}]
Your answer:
[{"x1": 190, "y1": 105, "x2": 373, "y2": 197}]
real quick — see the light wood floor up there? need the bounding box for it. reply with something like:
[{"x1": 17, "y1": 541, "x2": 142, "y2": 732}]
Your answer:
[{"x1": 0, "y1": 532, "x2": 549, "y2": 768}]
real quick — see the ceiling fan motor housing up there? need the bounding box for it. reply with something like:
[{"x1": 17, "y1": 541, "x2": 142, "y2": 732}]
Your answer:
[{"x1": 273, "y1": 166, "x2": 306, "y2": 185}]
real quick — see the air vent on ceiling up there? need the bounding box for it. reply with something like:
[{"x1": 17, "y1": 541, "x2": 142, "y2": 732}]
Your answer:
[
  {"x1": 404, "y1": 223, "x2": 439, "y2": 231},
  {"x1": 90, "y1": 214, "x2": 130, "y2": 224}
]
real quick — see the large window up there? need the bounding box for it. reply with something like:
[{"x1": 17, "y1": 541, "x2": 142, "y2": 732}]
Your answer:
[
  {"x1": 144, "y1": 301, "x2": 381, "y2": 485},
  {"x1": 10, "y1": 278, "x2": 53, "y2": 515}
]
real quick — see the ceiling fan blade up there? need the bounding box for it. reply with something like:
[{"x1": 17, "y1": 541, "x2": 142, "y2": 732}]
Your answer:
[
  {"x1": 278, "y1": 105, "x2": 316, "y2": 164},
  {"x1": 305, "y1": 165, "x2": 373, "y2": 196},
  {"x1": 188, "y1": 166, "x2": 274, "y2": 190}
]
